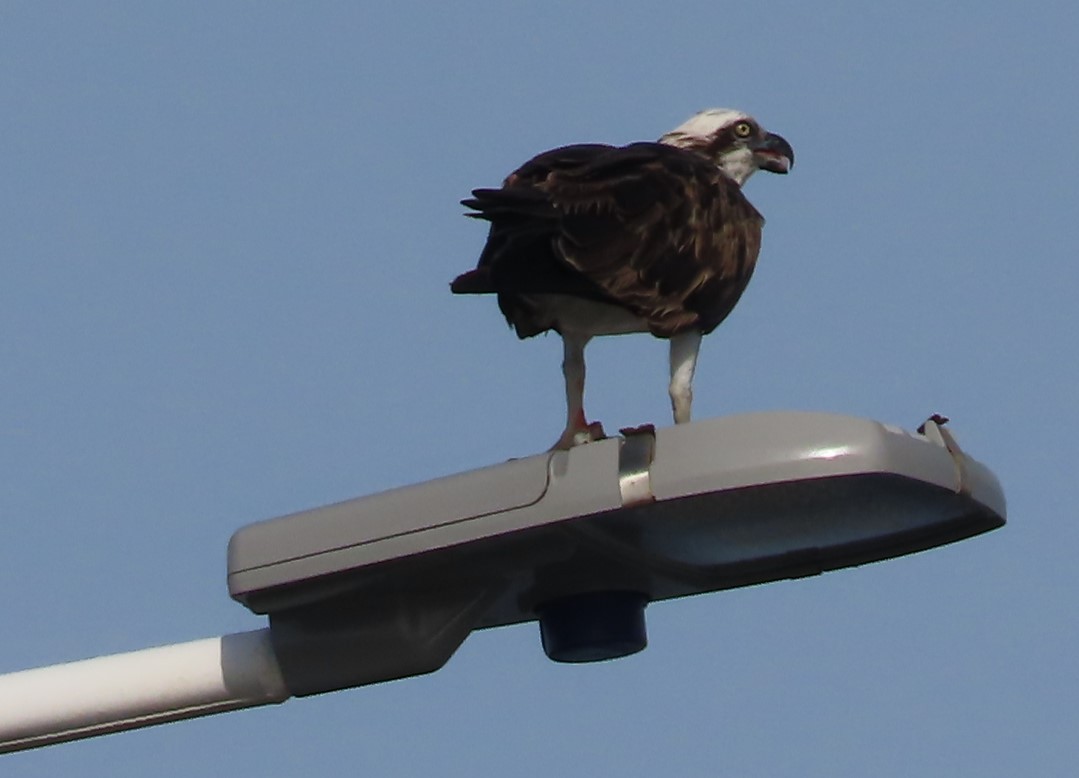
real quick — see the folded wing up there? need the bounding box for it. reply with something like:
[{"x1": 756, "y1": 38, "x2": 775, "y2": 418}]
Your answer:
[{"x1": 455, "y1": 141, "x2": 764, "y2": 338}]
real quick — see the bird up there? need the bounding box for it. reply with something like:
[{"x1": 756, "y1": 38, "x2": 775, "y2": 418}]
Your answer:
[{"x1": 451, "y1": 108, "x2": 793, "y2": 450}]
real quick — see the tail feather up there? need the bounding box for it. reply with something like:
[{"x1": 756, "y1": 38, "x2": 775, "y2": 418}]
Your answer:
[
  {"x1": 450, "y1": 268, "x2": 496, "y2": 294},
  {"x1": 462, "y1": 187, "x2": 555, "y2": 220}
]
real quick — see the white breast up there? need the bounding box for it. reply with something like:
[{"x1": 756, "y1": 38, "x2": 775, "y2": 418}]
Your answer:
[{"x1": 524, "y1": 294, "x2": 650, "y2": 337}]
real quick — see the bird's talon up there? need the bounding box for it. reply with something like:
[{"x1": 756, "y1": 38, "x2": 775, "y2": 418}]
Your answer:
[
  {"x1": 571, "y1": 421, "x2": 607, "y2": 446},
  {"x1": 551, "y1": 420, "x2": 608, "y2": 450}
]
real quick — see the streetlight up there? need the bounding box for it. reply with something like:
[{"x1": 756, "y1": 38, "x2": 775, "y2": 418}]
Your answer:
[{"x1": 0, "y1": 412, "x2": 1004, "y2": 753}]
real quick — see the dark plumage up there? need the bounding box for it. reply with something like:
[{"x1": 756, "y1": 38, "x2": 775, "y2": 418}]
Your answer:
[{"x1": 452, "y1": 108, "x2": 793, "y2": 449}]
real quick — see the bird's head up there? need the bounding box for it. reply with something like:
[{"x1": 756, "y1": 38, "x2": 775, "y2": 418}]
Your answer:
[{"x1": 659, "y1": 108, "x2": 794, "y2": 186}]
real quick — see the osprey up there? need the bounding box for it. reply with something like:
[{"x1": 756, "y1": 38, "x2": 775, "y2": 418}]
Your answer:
[{"x1": 452, "y1": 108, "x2": 794, "y2": 449}]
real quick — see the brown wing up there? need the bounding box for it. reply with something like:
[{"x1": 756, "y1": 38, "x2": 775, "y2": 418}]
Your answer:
[
  {"x1": 542, "y1": 142, "x2": 764, "y2": 336},
  {"x1": 455, "y1": 142, "x2": 764, "y2": 337}
]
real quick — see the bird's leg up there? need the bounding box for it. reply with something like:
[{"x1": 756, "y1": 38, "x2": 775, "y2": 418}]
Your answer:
[
  {"x1": 551, "y1": 333, "x2": 605, "y2": 450},
  {"x1": 668, "y1": 330, "x2": 703, "y2": 424}
]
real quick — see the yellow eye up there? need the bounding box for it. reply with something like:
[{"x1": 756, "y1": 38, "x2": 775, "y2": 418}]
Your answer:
[{"x1": 733, "y1": 121, "x2": 754, "y2": 138}]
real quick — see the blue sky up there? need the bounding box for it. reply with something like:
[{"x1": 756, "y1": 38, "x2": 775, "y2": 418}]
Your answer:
[{"x1": 2, "y1": 2, "x2": 1077, "y2": 775}]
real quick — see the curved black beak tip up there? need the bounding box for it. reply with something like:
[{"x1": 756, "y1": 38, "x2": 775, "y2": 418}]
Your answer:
[{"x1": 754, "y1": 132, "x2": 794, "y2": 174}]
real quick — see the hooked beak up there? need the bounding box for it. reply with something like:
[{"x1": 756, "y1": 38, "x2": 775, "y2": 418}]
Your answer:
[{"x1": 751, "y1": 131, "x2": 794, "y2": 174}]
